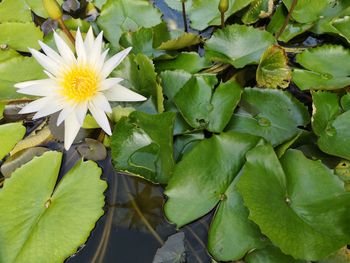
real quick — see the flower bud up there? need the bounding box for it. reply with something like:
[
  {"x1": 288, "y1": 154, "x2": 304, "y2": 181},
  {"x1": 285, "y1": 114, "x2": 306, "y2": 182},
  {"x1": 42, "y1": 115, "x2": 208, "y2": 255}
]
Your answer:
[
  {"x1": 43, "y1": 0, "x2": 63, "y2": 20},
  {"x1": 218, "y1": 0, "x2": 229, "y2": 14}
]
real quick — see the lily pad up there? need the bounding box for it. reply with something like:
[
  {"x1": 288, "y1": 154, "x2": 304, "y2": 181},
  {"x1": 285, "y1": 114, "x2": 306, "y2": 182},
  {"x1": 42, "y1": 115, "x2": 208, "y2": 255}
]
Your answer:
[
  {"x1": 293, "y1": 45, "x2": 350, "y2": 90},
  {"x1": 97, "y1": 0, "x2": 162, "y2": 48},
  {"x1": 165, "y1": 132, "x2": 264, "y2": 261},
  {"x1": 312, "y1": 91, "x2": 350, "y2": 160},
  {"x1": 237, "y1": 144, "x2": 350, "y2": 260},
  {"x1": 256, "y1": 45, "x2": 291, "y2": 89},
  {"x1": 282, "y1": 0, "x2": 328, "y2": 23},
  {"x1": 0, "y1": 122, "x2": 26, "y2": 160},
  {"x1": 111, "y1": 111, "x2": 176, "y2": 184},
  {"x1": 245, "y1": 245, "x2": 307, "y2": 263},
  {"x1": 205, "y1": 24, "x2": 276, "y2": 68},
  {"x1": 174, "y1": 76, "x2": 242, "y2": 132},
  {"x1": 226, "y1": 88, "x2": 309, "y2": 146},
  {"x1": 242, "y1": 0, "x2": 274, "y2": 25},
  {"x1": 0, "y1": 0, "x2": 32, "y2": 22},
  {"x1": 0, "y1": 151, "x2": 107, "y2": 263}
]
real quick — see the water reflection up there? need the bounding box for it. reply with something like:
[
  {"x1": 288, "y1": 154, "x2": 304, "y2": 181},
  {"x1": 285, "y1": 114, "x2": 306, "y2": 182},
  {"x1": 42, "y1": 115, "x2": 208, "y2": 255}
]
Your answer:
[{"x1": 61, "y1": 147, "x2": 212, "y2": 263}]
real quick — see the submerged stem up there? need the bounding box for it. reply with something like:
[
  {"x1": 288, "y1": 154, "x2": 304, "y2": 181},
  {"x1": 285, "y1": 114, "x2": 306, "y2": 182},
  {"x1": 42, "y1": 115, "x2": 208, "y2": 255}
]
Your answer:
[
  {"x1": 275, "y1": 0, "x2": 298, "y2": 40},
  {"x1": 182, "y1": 1, "x2": 188, "y2": 32}
]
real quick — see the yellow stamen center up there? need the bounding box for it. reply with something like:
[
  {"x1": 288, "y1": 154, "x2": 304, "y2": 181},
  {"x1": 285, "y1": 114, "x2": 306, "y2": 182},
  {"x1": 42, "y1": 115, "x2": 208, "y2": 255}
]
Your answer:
[{"x1": 62, "y1": 67, "x2": 99, "y2": 102}]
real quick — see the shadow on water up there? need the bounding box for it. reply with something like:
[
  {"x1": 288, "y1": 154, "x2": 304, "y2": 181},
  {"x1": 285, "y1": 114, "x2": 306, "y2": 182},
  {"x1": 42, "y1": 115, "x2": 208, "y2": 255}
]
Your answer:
[{"x1": 57, "y1": 145, "x2": 212, "y2": 263}]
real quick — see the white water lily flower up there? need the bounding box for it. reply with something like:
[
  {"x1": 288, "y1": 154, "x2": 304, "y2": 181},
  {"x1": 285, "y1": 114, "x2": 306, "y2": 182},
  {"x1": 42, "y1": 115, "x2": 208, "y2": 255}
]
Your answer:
[{"x1": 15, "y1": 27, "x2": 146, "y2": 150}]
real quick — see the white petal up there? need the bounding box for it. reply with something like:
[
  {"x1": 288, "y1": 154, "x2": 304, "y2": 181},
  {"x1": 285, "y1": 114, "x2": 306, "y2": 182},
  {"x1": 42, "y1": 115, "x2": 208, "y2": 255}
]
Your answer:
[
  {"x1": 75, "y1": 102, "x2": 88, "y2": 125},
  {"x1": 57, "y1": 104, "x2": 76, "y2": 126},
  {"x1": 64, "y1": 113, "x2": 81, "y2": 150},
  {"x1": 39, "y1": 41, "x2": 64, "y2": 66},
  {"x1": 15, "y1": 79, "x2": 55, "y2": 89},
  {"x1": 100, "y1": 47, "x2": 132, "y2": 79},
  {"x1": 75, "y1": 28, "x2": 86, "y2": 64},
  {"x1": 84, "y1": 27, "x2": 95, "y2": 55},
  {"x1": 32, "y1": 98, "x2": 66, "y2": 119},
  {"x1": 29, "y1": 48, "x2": 60, "y2": 76},
  {"x1": 88, "y1": 101, "x2": 111, "y2": 135},
  {"x1": 91, "y1": 93, "x2": 112, "y2": 113},
  {"x1": 19, "y1": 96, "x2": 53, "y2": 114},
  {"x1": 89, "y1": 31, "x2": 103, "y2": 67},
  {"x1": 95, "y1": 49, "x2": 109, "y2": 72},
  {"x1": 54, "y1": 32, "x2": 76, "y2": 65},
  {"x1": 99, "y1": 77, "x2": 123, "y2": 91},
  {"x1": 17, "y1": 81, "x2": 59, "y2": 96},
  {"x1": 103, "y1": 84, "x2": 146, "y2": 102}
]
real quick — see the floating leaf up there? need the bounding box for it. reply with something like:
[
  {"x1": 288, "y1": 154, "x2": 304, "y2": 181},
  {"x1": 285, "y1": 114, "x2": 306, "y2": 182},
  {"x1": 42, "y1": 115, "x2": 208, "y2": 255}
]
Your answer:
[
  {"x1": 226, "y1": 88, "x2": 309, "y2": 146},
  {"x1": 157, "y1": 32, "x2": 201, "y2": 51},
  {"x1": 156, "y1": 52, "x2": 212, "y2": 74},
  {"x1": 312, "y1": 91, "x2": 350, "y2": 160},
  {"x1": 267, "y1": 5, "x2": 313, "y2": 42},
  {"x1": 282, "y1": 0, "x2": 328, "y2": 23},
  {"x1": 205, "y1": 24, "x2": 276, "y2": 68},
  {"x1": 237, "y1": 144, "x2": 350, "y2": 260},
  {"x1": 97, "y1": 0, "x2": 162, "y2": 48},
  {"x1": 242, "y1": 0, "x2": 274, "y2": 24},
  {"x1": 153, "y1": 232, "x2": 186, "y2": 263},
  {"x1": 0, "y1": 122, "x2": 26, "y2": 160},
  {"x1": 256, "y1": 45, "x2": 291, "y2": 89},
  {"x1": 245, "y1": 245, "x2": 307, "y2": 263},
  {"x1": 293, "y1": 45, "x2": 350, "y2": 90},
  {"x1": 77, "y1": 138, "x2": 107, "y2": 161},
  {"x1": 174, "y1": 77, "x2": 242, "y2": 132},
  {"x1": 0, "y1": 151, "x2": 107, "y2": 262},
  {"x1": 111, "y1": 111, "x2": 175, "y2": 184},
  {"x1": 0, "y1": 22, "x2": 43, "y2": 51},
  {"x1": 1, "y1": 147, "x2": 48, "y2": 178},
  {"x1": 0, "y1": 0, "x2": 32, "y2": 22},
  {"x1": 165, "y1": 132, "x2": 264, "y2": 261}
]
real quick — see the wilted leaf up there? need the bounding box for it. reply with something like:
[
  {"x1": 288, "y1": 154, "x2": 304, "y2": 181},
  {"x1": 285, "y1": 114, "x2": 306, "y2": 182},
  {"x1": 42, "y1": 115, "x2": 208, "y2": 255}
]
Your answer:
[{"x1": 153, "y1": 232, "x2": 186, "y2": 263}]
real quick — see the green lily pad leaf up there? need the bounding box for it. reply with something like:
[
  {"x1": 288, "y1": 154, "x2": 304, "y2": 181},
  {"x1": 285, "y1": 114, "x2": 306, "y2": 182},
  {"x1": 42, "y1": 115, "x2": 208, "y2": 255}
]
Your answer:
[
  {"x1": 0, "y1": 22, "x2": 43, "y2": 51},
  {"x1": 205, "y1": 24, "x2": 276, "y2": 68},
  {"x1": 111, "y1": 111, "x2": 176, "y2": 184},
  {"x1": 312, "y1": 91, "x2": 350, "y2": 160},
  {"x1": 174, "y1": 132, "x2": 204, "y2": 161},
  {"x1": 0, "y1": 151, "x2": 107, "y2": 263},
  {"x1": 187, "y1": 0, "x2": 255, "y2": 31},
  {"x1": 156, "y1": 52, "x2": 212, "y2": 74},
  {"x1": 0, "y1": 0, "x2": 32, "y2": 22},
  {"x1": 157, "y1": 32, "x2": 201, "y2": 51},
  {"x1": 0, "y1": 122, "x2": 26, "y2": 160},
  {"x1": 97, "y1": 0, "x2": 162, "y2": 48},
  {"x1": 120, "y1": 27, "x2": 164, "y2": 58},
  {"x1": 242, "y1": 0, "x2": 274, "y2": 25},
  {"x1": 293, "y1": 45, "x2": 350, "y2": 90},
  {"x1": 0, "y1": 101, "x2": 5, "y2": 119},
  {"x1": 226, "y1": 88, "x2": 309, "y2": 146},
  {"x1": 341, "y1": 92, "x2": 350, "y2": 111},
  {"x1": 174, "y1": 77, "x2": 243, "y2": 132},
  {"x1": 257, "y1": 45, "x2": 291, "y2": 89},
  {"x1": 208, "y1": 176, "x2": 265, "y2": 261},
  {"x1": 282, "y1": 0, "x2": 328, "y2": 23},
  {"x1": 245, "y1": 245, "x2": 307, "y2": 263},
  {"x1": 164, "y1": 132, "x2": 263, "y2": 261},
  {"x1": 237, "y1": 144, "x2": 350, "y2": 260},
  {"x1": 267, "y1": 5, "x2": 313, "y2": 42},
  {"x1": 331, "y1": 16, "x2": 350, "y2": 44},
  {"x1": 112, "y1": 53, "x2": 162, "y2": 113},
  {"x1": 25, "y1": 0, "x2": 63, "y2": 17}
]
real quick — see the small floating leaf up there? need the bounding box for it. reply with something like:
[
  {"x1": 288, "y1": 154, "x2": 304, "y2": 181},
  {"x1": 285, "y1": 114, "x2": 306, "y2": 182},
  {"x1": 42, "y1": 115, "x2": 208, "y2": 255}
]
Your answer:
[
  {"x1": 153, "y1": 232, "x2": 186, "y2": 263},
  {"x1": 256, "y1": 45, "x2": 291, "y2": 89}
]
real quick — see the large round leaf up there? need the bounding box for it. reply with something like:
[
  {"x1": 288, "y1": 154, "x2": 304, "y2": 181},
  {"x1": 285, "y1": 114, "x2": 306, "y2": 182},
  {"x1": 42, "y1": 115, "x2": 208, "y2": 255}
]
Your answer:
[
  {"x1": 226, "y1": 88, "x2": 309, "y2": 146},
  {"x1": 0, "y1": 151, "x2": 107, "y2": 263},
  {"x1": 237, "y1": 144, "x2": 350, "y2": 260},
  {"x1": 204, "y1": 24, "x2": 276, "y2": 68},
  {"x1": 165, "y1": 132, "x2": 263, "y2": 261},
  {"x1": 0, "y1": 122, "x2": 26, "y2": 160}
]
